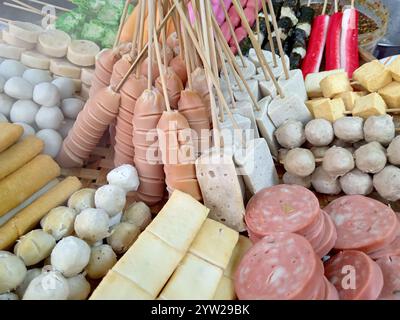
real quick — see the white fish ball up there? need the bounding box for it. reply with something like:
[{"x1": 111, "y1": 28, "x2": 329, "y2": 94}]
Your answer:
[
  {"x1": 275, "y1": 120, "x2": 305, "y2": 149},
  {"x1": 50, "y1": 236, "x2": 91, "y2": 277},
  {"x1": 61, "y1": 98, "x2": 84, "y2": 119},
  {"x1": 387, "y1": 136, "x2": 400, "y2": 165},
  {"x1": 364, "y1": 115, "x2": 395, "y2": 146},
  {"x1": 311, "y1": 167, "x2": 341, "y2": 195},
  {"x1": 58, "y1": 119, "x2": 74, "y2": 139},
  {"x1": 22, "y1": 69, "x2": 52, "y2": 85},
  {"x1": 41, "y1": 206, "x2": 77, "y2": 241},
  {"x1": 0, "y1": 251, "x2": 27, "y2": 294},
  {"x1": 66, "y1": 274, "x2": 91, "y2": 300},
  {"x1": 282, "y1": 172, "x2": 312, "y2": 188},
  {"x1": 284, "y1": 148, "x2": 316, "y2": 177},
  {"x1": 15, "y1": 268, "x2": 41, "y2": 298},
  {"x1": 4, "y1": 77, "x2": 33, "y2": 100},
  {"x1": 322, "y1": 146, "x2": 354, "y2": 178},
  {"x1": 68, "y1": 188, "x2": 96, "y2": 213},
  {"x1": 36, "y1": 129, "x2": 62, "y2": 158},
  {"x1": 74, "y1": 208, "x2": 110, "y2": 243},
  {"x1": 52, "y1": 77, "x2": 75, "y2": 100},
  {"x1": 122, "y1": 202, "x2": 151, "y2": 231},
  {"x1": 107, "y1": 164, "x2": 140, "y2": 192},
  {"x1": 0, "y1": 292, "x2": 19, "y2": 300},
  {"x1": 86, "y1": 244, "x2": 117, "y2": 279},
  {"x1": 13, "y1": 122, "x2": 35, "y2": 138},
  {"x1": 14, "y1": 229, "x2": 56, "y2": 266},
  {"x1": 0, "y1": 60, "x2": 26, "y2": 79},
  {"x1": 107, "y1": 222, "x2": 140, "y2": 254},
  {"x1": 0, "y1": 114, "x2": 7, "y2": 123},
  {"x1": 305, "y1": 119, "x2": 334, "y2": 146},
  {"x1": 333, "y1": 117, "x2": 364, "y2": 143},
  {"x1": 95, "y1": 185, "x2": 127, "y2": 217},
  {"x1": 373, "y1": 165, "x2": 400, "y2": 202},
  {"x1": 0, "y1": 93, "x2": 14, "y2": 117},
  {"x1": 33, "y1": 83, "x2": 60, "y2": 107},
  {"x1": 10, "y1": 100, "x2": 39, "y2": 125},
  {"x1": 23, "y1": 269, "x2": 69, "y2": 300},
  {"x1": 340, "y1": 169, "x2": 373, "y2": 195},
  {"x1": 35, "y1": 106, "x2": 64, "y2": 130},
  {"x1": 354, "y1": 142, "x2": 387, "y2": 174}
]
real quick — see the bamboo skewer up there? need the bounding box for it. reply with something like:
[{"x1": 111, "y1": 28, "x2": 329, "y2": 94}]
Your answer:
[
  {"x1": 115, "y1": 1, "x2": 178, "y2": 92},
  {"x1": 322, "y1": 0, "x2": 329, "y2": 15},
  {"x1": 218, "y1": 0, "x2": 247, "y2": 67},
  {"x1": 182, "y1": 26, "x2": 193, "y2": 91},
  {"x1": 217, "y1": 40, "x2": 237, "y2": 111},
  {"x1": 153, "y1": 28, "x2": 171, "y2": 112},
  {"x1": 135, "y1": 0, "x2": 147, "y2": 77},
  {"x1": 231, "y1": 0, "x2": 284, "y2": 98},
  {"x1": 4, "y1": 2, "x2": 42, "y2": 15},
  {"x1": 255, "y1": 0, "x2": 260, "y2": 42},
  {"x1": 130, "y1": 0, "x2": 142, "y2": 56},
  {"x1": 26, "y1": 0, "x2": 71, "y2": 12},
  {"x1": 147, "y1": 0, "x2": 155, "y2": 90},
  {"x1": 265, "y1": 0, "x2": 290, "y2": 80},
  {"x1": 159, "y1": 1, "x2": 168, "y2": 68},
  {"x1": 113, "y1": 0, "x2": 131, "y2": 49},
  {"x1": 334, "y1": 0, "x2": 338, "y2": 13},
  {"x1": 11, "y1": 0, "x2": 41, "y2": 13},
  {"x1": 261, "y1": 0, "x2": 277, "y2": 67}
]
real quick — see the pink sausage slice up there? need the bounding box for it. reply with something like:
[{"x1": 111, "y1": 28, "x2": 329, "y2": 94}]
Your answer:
[
  {"x1": 245, "y1": 185, "x2": 320, "y2": 237},
  {"x1": 325, "y1": 250, "x2": 384, "y2": 300},
  {"x1": 324, "y1": 195, "x2": 398, "y2": 252},
  {"x1": 314, "y1": 211, "x2": 338, "y2": 258},
  {"x1": 376, "y1": 256, "x2": 400, "y2": 300},
  {"x1": 235, "y1": 232, "x2": 323, "y2": 300}
]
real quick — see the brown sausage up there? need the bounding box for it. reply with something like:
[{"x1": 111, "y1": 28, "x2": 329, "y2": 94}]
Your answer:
[
  {"x1": 132, "y1": 89, "x2": 166, "y2": 205},
  {"x1": 155, "y1": 67, "x2": 184, "y2": 109},
  {"x1": 189, "y1": 67, "x2": 211, "y2": 120},
  {"x1": 169, "y1": 55, "x2": 187, "y2": 85}
]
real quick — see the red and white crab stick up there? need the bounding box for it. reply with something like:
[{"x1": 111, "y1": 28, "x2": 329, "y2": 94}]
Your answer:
[
  {"x1": 340, "y1": 1, "x2": 359, "y2": 78},
  {"x1": 325, "y1": 0, "x2": 342, "y2": 71}
]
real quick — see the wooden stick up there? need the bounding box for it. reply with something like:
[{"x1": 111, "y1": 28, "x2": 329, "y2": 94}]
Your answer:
[
  {"x1": 214, "y1": 23, "x2": 261, "y2": 112},
  {"x1": 11, "y1": 0, "x2": 41, "y2": 13},
  {"x1": 147, "y1": 0, "x2": 155, "y2": 90},
  {"x1": 261, "y1": 0, "x2": 277, "y2": 67},
  {"x1": 113, "y1": 0, "x2": 131, "y2": 49},
  {"x1": 153, "y1": 29, "x2": 171, "y2": 112},
  {"x1": 218, "y1": 0, "x2": 247, "y2": 67},
  {"x1": 0, "y1": 17, "x2": 12, "y2": 23},
  {"x1": 4, "y1": 2, "x2": 41, "y2": 15},
  {"x1": 232, "y1": 0, "x2": 284, "y2": 97},
  {"x1": 255, "y1": 0, "x2": 260, "y2": 42},
  {"x1": 216, "y1": 40, "x2": 237, "y2": 110},
  {"x1": 158, "y1": 0, "x2": 167, "y2": 67},
  {"x1": 351, "y1": 0, "x2": 355, "y2": 9},
  {"x1": 322, "y1": 0, "x2": 328, "y2": 15},
  {"x1": 26, "y1": 0, "x2": 70, "y2": 11},
  {"x1": 344, "y1": 109, "x2": 400, "y2": 115},
  {"x1": 136, "y1": 0, "x2": 147, "y2": 77},
  {"x1": 265, "y1": 0, "x2": 290, "y2": 79},
  {"x1": 131, "y1": 0, "x2": 142, "y2": 55},
  {"x1": 173, "y1": 8, "x2": 184, "y2": 60},
  {"x1": 182, "y1": 26, "x2": 193, "y2": 91},
  {"x1": 116, "y1": 1, "x2": 178, "y2": 91},
  {"x1": 334, "y1": 0, "x2": 338, "y2": 13},
  {"x1": 383, "y1": 56, "x2": 392, "y2": 65}
]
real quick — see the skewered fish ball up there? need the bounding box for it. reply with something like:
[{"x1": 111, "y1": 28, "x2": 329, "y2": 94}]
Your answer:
[
  {"x1": 364, "y1": 115, "x2": 395, "y2": 146},
  {"x1": 310, "y1": 146, "x2": 329, "y2": 158},
  {"x1": 354, "y1": 142, "x2": 387, "y2": 174},
  {"x1": 284, "y1": 148, "x2": 316, "y2": 177},
  {"x1": 275, "y1": 120, "x2": 305, "y2": 149},
  {"x1": 339, "y1": 169, "x2": 373, "y2": 195},
  {"x1": 333, "y1": 117, "x2": 364, "y2": 143},
  {"x1": 32, "y1": 83, "x2": 60, "y2": 107},
  {"x1": 387, "y1": 136, "x2": 400, "y2": 165},
  {"x1": 305, "y1": 119, "x2": 334, "y2": 146},
  {"x1": 311, "y1": 167, "x2": 342, "y2": 195},
  {"x1": 373, "y1": 165, "x2": 400, "y2": 202},
  {"x1": 322, "y1": 146, "x2": 354, "y2": 178}
]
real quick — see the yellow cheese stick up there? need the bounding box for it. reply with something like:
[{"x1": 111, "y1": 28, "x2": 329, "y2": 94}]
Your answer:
[
  {"x1": 0, "y1": 123, "x2": 23, "y2": 153},
  {"x1": 0, "y1": 155, "x2": 60, "y2": 217},
  {"x1": 0, "y1": 135, "x2": 44, "y2": 180},
  {"x1": 0, "y1": 176, "x2": 81, "y2": 250}
]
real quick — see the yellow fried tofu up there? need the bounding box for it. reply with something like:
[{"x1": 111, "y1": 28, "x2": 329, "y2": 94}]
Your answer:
[
  {"x1": 305, "y1": 98, "x2": 329, "y2": 116},
  {"x1": 378, "y1": 81, "x2": 400, "y2": 108},
  {"x1": 320, "y1": 72, "x2": 353, "y2": 98},
  {"x1": 334, "y1": 91, "x2": 365, "y2": 111},
  {"x1": 353, "y1": 60, "x2": 392, "y2": 92},
  {"x1": 387, "y1": 56, "x2": 400, "y2": 82},
  {"x1": 352, "y1": 92, "x2": 387, "y2": 118},
  {"x1": 312, "y1": 98, "x2": 346, "y2": 122}
]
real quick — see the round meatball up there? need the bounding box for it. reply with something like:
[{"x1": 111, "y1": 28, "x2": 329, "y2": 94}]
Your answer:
[
  {"x1": 333, "y1": 117, "x2": 364, "y2": 142},
  {"x1": 311, "y1": 167, "x2": 341, "y2": 195},
  {"x1": 387, "y1": 136, "x2": 400, "y2": 165},
  {"x1": 275, "y1": 120, "x2": 305, "y2": 149},
  {"x1": 354, "y1": 142, "x2": 387, "y2": 174},
  {"x1": 322, "y1": 146, "x2": 354, "y2": 178},
  {"x1": 282, "y1": 172, "x2": 311, "y2": 188},
  {"x1": 305, "y1": 119, "x2": 334, "y2": 146},
  {"x1": 373, "y1": 165, "x2": 400, "y2": 202},
  {"x1": 364, "y1": 115, "x2": 395, "y2": 146},
  {"x1": 339, "y1": 169, "x2": 373, "y2": 195},
  {"x1": 284, "y1": 148, "x2": 316, "y2": 177}
]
